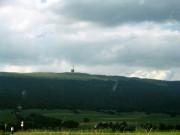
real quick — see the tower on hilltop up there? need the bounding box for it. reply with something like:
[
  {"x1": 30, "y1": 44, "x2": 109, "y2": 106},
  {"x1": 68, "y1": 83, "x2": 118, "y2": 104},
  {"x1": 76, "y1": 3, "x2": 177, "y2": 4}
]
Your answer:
[{"x1": 71, "y1": 65, "x2": 75, "y2": 73}]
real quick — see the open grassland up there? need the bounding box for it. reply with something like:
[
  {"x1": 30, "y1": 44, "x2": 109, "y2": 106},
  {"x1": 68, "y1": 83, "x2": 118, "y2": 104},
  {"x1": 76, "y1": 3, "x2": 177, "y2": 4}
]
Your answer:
[
  {"x1": 23, "y1": 109, "x2": 180, "y2": 128},
  {"x1": 1, "y1": 109, "x2": 180, "y2": 129},
  {"x1": 0, "y1": 109, "x2": 17, "y2": 123},
  {"x1": 2, "y1": 131, "x2": 180, "y2": 135}
]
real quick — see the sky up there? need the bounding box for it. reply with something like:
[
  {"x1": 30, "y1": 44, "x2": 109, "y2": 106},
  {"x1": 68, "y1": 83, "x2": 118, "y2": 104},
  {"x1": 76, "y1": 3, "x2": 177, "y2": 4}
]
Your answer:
[{"x1": 0, "y1": 0, "x2": 180, "y2": 80}]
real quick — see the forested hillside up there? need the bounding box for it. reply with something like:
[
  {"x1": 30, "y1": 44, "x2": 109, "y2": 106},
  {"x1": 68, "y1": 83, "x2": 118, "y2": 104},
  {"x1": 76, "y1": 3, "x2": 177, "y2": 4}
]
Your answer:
[{"x1": 0, "y1": 72, "x2": 180, "y2": 113}]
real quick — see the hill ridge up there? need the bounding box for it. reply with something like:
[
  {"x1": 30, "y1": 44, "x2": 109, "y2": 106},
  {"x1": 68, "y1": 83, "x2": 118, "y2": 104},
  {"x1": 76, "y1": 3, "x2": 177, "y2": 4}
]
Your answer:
[{"x1": 0, "y1": 72, "x2": 180, "y2": 112}]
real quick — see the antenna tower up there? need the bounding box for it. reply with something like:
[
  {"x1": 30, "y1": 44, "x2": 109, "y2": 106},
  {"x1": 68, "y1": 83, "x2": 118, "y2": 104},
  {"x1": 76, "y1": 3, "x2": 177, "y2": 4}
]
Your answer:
[{"x1": 71, "y1": 65, "x2": 75, "y2": 73}]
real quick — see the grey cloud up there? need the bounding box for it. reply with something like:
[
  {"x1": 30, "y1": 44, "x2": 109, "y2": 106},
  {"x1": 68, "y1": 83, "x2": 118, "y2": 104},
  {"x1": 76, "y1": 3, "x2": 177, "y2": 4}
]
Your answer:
[
  {"x1": 1, "y1": 0, "x2": 180, "y2": 80},
  {"x1": 44, "y1": 34, "x2": 180, "y2": 70},
  {"x1": 56, "y1": 0, "x2": 180, "y2": 26},
  {"x1": 104, "y1": 37, "x2": 180, "y2": 69},
  {"x1": 0, "y1": 0, "x2": 5, "y2": 4},
  {"x1": 0, "y1": 28, "x2": 46, "y2": 65},
  {"x1": 0, "y1": 0, "x2": 13, "y2": 6},
  {"x1": 1, "y1": 24, "x2": 180, "y2": 71}
]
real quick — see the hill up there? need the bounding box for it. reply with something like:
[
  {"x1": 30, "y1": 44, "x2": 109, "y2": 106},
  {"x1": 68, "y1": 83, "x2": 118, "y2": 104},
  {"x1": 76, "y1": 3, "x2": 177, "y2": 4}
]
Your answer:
[{"x1": 0, "y1": 72, "x2": 180, "y2": 113}]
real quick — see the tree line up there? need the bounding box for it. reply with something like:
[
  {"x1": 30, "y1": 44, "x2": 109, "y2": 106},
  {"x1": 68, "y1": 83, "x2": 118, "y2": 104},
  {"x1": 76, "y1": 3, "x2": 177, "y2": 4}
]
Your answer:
[
  {"x1": 0, "y1": 113, "x2": 79, "y2": 132},
  {"x1": 95, "y1": 122, "x2": 180, "y2": 132}
]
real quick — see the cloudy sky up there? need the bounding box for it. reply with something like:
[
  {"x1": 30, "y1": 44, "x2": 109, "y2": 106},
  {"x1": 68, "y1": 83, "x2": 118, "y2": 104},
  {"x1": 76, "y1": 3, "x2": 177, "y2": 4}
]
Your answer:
[{"x1": 0, "y1": 0, "x2": 180, "y2": 80}]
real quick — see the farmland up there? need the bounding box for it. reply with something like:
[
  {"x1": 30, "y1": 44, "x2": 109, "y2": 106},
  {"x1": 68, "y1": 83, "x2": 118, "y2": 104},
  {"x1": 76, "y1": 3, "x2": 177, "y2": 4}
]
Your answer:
[
  {"x1": 0, "y1": 109, "x2": 180, "y2": 129},
  {"x1": 1, "y1": 131, "x2": 180, "y2": 135}
]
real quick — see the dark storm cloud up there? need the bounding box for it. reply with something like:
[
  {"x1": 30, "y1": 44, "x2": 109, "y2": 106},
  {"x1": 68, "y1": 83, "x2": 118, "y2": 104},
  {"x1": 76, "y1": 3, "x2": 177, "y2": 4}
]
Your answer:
[{"x1": 57, "y1": 0, "x2": 180, "y2": 26}]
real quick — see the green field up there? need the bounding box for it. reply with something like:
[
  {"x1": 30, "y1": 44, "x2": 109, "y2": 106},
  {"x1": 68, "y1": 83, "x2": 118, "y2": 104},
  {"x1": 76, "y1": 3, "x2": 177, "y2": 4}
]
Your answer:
[
  {"x1": 1, "y1": 131, "x2": 180, "y2": 135},
  {"x1": 1, "y1": 109, "x2": 180, "y2": 129},
  {"x1": 25, "y1": 109, "x2": 180, "y2": 125},
  {"x1": 0, "y1": 109, "x2": 17, "y2": 123}
]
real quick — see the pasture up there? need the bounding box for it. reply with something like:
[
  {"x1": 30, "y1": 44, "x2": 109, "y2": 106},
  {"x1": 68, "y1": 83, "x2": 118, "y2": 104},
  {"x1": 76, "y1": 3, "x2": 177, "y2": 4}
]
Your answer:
[
  {"x1": 23, "y1": 109, "x2": 180, "y2": 126},
  {"x1": 0, "y1": 109, "x2": 180, "y2": 129},
  {"x1": 2, "y1": 131, "x2": 180, "y2": 135}
]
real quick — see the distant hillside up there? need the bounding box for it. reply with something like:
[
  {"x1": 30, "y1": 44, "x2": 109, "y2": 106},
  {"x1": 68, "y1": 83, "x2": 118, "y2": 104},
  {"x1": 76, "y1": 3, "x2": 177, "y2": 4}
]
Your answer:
[{"x1": 0, "y1": 72, "x2": 180, "y2": 113}]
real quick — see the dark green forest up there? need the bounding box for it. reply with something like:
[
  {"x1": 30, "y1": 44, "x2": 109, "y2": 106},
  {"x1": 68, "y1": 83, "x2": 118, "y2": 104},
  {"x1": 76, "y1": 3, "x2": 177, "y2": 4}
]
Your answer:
[{"x1": 0, "y1": 72, "x2": 180, "y2": 113}]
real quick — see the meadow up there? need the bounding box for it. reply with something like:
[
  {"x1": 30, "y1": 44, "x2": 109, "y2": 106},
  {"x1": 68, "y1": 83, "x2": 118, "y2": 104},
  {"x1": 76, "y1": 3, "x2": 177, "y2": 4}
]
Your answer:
[
  {"x1": 23, "y1": 109, "x2": 180, "y2": 128},
  {"x1": 2, "y1": 131, "x2": 180, "y2": 135},
  {"x1": 1, "y1": 109, "x2": 180, "y2": 129}
]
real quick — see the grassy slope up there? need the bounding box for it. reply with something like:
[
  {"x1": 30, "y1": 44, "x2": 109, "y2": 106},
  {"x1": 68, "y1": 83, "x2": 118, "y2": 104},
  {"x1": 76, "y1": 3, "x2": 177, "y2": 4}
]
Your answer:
[{"x1": 0, "y1": 72, "x2": 127, "y2": 80}]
